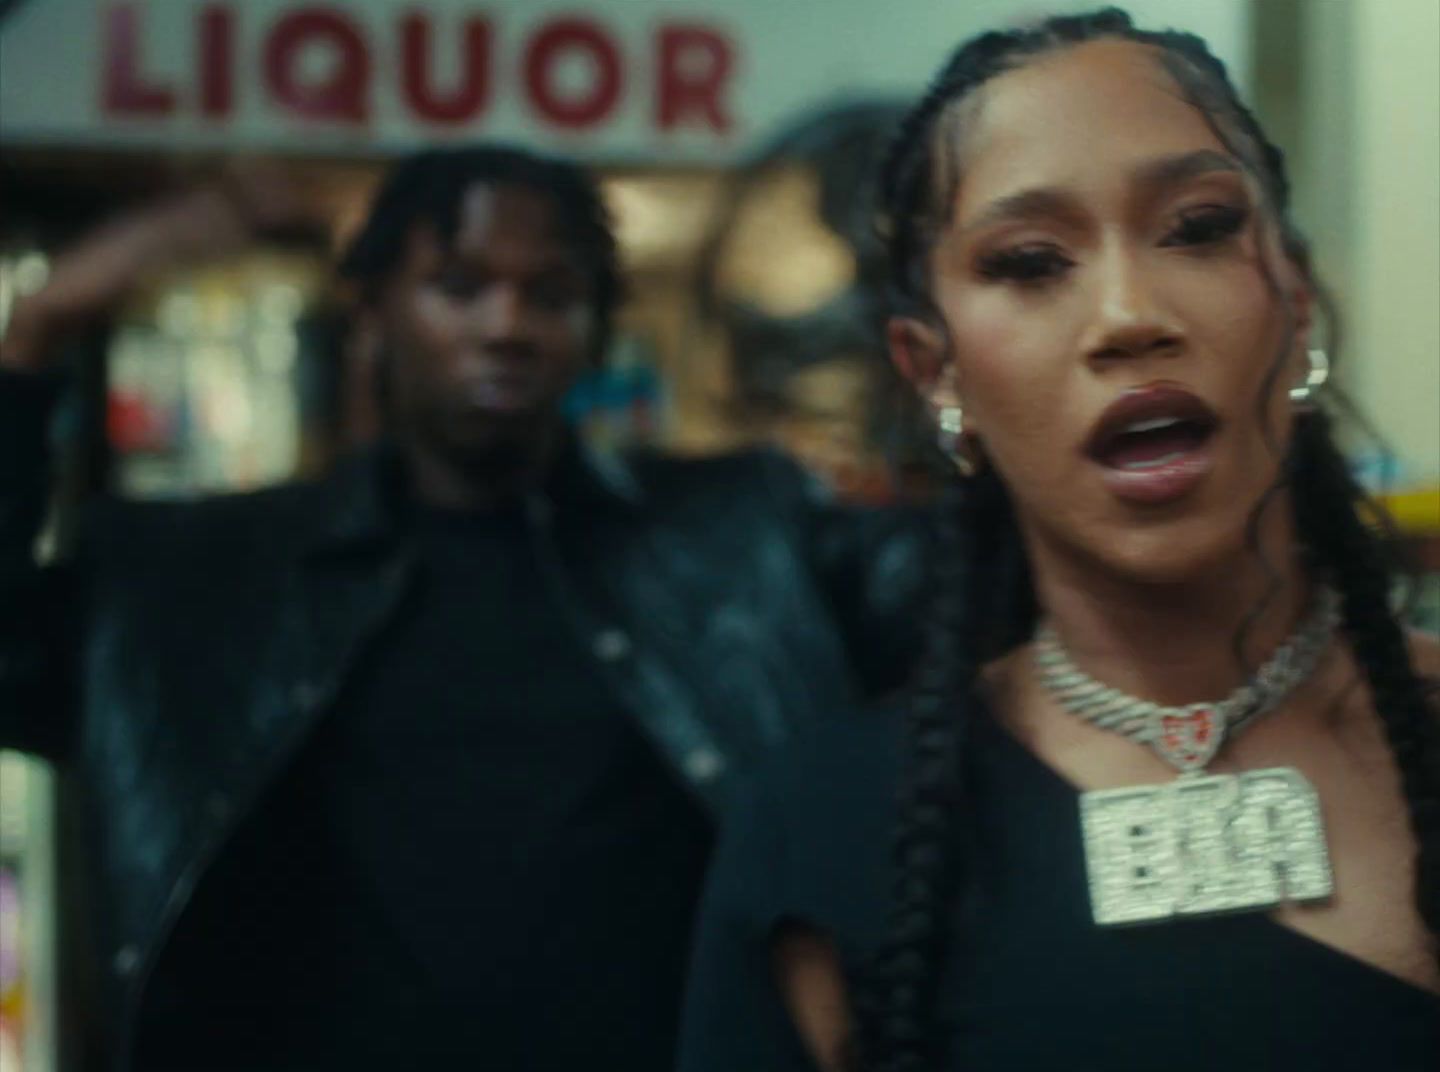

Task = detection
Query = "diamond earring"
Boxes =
[1290,348,1330,406]
[937,404,980,477]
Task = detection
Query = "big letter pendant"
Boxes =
[1079,767,1333,926]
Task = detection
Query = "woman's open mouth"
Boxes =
[1085,384,1219,505]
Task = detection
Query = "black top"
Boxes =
[678,703,1440,1071]
[136,502,713,1070]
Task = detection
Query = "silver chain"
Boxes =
[1034,587,1340,771]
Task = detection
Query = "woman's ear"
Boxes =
[1282,266,1318,399]
[1289,274,1314,351]
[887,315,948,395]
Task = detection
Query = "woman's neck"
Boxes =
[1025,526,1314,709]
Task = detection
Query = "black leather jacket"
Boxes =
[0,368,925,1067]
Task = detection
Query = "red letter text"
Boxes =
[524,18,622,130]
[657,25,734,133]
[102,2,176,116]
[263,8,369,124]
[400,13,493,124]
[199,4,235,118]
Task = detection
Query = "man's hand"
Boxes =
[1,161,322,373]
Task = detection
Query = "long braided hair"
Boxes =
[857,9,1440,1070]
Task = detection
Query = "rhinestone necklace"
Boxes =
[1032,587,1341,926]
[1033,586,1340,772]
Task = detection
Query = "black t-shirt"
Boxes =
[136,503,714,1070]
[678,702,1440,1072]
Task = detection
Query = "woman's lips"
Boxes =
[1098,447,1214,505]
[1085,384,1219,506]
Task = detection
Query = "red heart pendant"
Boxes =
[1155,706,1223,771]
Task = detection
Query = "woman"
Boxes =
[677,9,1439,1071]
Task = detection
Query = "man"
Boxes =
[0,147,923,1069]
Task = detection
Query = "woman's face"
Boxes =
[901,39,1310,584]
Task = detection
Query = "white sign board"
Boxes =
[0,0,1249,162]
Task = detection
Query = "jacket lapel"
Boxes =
[286,449,415,737]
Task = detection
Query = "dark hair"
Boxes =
[338,145,622,364]
[860,9,1440,1071]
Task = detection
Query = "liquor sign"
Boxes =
[94,4,735,135]
[0,0,1249,163]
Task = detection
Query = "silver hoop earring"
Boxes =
[937,404,979,477]
[1290,348,1330,406]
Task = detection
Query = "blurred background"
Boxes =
[0,1,1436,1067]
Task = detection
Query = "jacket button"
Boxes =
[592,629,631,663]
[114,944,140,978]
[684,748,725,783]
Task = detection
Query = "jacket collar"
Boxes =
[302,434,644,555]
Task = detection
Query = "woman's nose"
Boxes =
[1081,246,1185,364]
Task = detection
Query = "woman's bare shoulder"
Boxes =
[774,923,852,1072]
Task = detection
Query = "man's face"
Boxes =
[373,182,596,463]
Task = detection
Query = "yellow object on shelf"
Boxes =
[1378,487,1440,534]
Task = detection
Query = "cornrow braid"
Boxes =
[852,474,973,1072]
[1291,413,1440,941]
[863,7,1440,1069]
[855,464,1032,1072]
[877,8,1136,320]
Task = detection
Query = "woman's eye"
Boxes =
[976,245,1074,284]
[1162,204,1250,248]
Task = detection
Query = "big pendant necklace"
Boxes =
[1033,588,1341,926]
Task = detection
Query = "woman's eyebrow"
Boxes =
[959,150,1244,237]
[961,187,1085,236]
[1133,148,1243,191]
